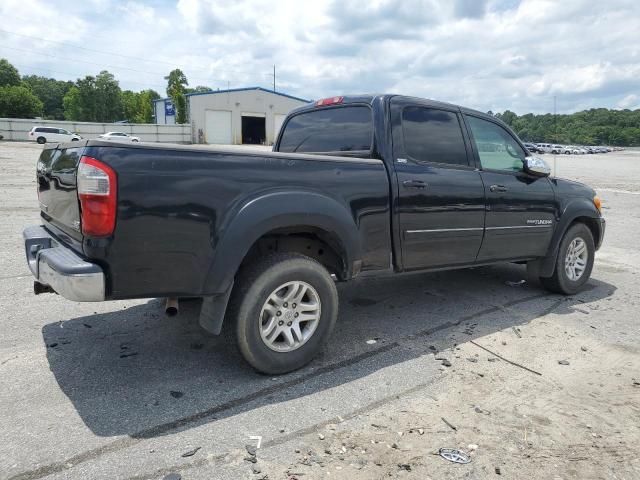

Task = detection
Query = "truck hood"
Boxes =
[551,177,596,199]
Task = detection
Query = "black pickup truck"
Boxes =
[24,94,605,374]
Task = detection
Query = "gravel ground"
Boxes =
[0,142,638,480]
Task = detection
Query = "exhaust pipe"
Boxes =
[165,297,179,317]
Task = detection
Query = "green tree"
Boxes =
[0,58,21,87]
[120,89,160,123]
[121,90,139,122]
[94,71,122,122]
[62,71,122,122]
[495,107,640,147]
[63,76,97,121]
[0,85,43,118]
[164,68,188,124]
[22,75,74,119]
[139,89,160,123]
[62,86,82,120]
[186,85,212,94]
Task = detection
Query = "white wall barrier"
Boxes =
[0,118,192,144]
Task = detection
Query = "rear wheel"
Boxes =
[36,136,46,144]
[228,253,338,374]
[540,223,595,295]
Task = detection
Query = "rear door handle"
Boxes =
[402,180,427,189]
[489,184,508,192]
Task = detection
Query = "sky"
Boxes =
[0,0,639,114]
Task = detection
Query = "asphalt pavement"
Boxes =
[1,142,638,480]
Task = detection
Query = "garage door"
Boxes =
[205,110,232,144]
[274,114,287,138]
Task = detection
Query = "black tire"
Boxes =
[540,223,595,295]
[228,253,338,374]
[36,136,46,144]
[71,138,79,141]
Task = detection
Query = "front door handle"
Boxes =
[403,180,427,189]
[489,184,508,193]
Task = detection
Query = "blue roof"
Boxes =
[185,86,309,103]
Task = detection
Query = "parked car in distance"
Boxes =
[23,93,605,374]
[551,144,563,154]
[523,143,541,154]
[562,146,574,154]
[98,132,140,142]
[536,143,552,153]
[28,127,81,144]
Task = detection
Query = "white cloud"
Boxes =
[0,0,638,113]
[617,94,639,110]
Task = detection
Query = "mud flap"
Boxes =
[198,282,233,335]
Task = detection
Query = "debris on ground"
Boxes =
[512,327,522,338]
[505,280,526,287]
[495,467,502,475]
[436,357,452,367]
[581,346,588,351]
[318,433,325,440]
[438,448,471,464]
[181,447,200,457]
[440,417,457,431]
[170,391,184,398]
[246,445,258,456]
[366,339,377,345]
[558,360,570,365]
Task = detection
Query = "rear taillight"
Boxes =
[77,155,117,237]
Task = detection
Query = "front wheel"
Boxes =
[540,223,595,295]
[36,136,46,144]
[229,253,338,374]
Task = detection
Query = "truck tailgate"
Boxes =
[37,144,84,242]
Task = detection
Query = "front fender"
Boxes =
[201,189,362,294]
[536,197,603,277]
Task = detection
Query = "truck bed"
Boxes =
[36,140,392,299]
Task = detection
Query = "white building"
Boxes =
[186,87,308,145]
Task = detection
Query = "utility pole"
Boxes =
[553,95,557,142]
[553,95,558,177]
[267,65,276,92]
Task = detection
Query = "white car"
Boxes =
[28,126,81,144]
[98,132,140,143]
[562,146,574,154]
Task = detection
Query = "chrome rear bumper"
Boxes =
[23,225,105,302]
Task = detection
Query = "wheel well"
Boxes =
[571,216,600,246]
[240,227,348,280]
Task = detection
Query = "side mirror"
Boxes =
[523,156,551,177]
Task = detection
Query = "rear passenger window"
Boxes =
[279,106,372,154]
[401,107,469,166]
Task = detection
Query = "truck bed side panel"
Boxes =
[82,146,391,299]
